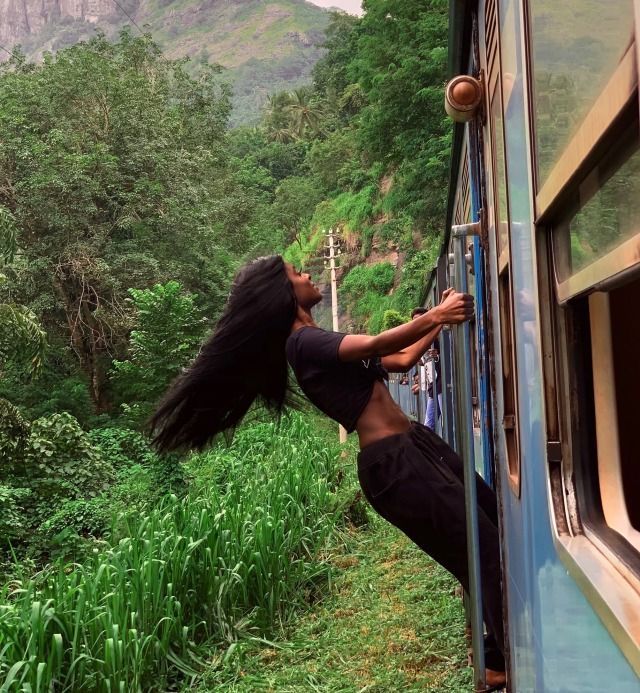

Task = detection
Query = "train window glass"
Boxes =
[499,269,519,490]
[491,80,509,268]
[553,118,640,296]
[529,0,634,185]
[489,73,521,495]
[466,247,481,428]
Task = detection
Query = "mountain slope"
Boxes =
[0,0,330,123]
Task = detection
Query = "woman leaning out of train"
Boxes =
[150,256,506,692]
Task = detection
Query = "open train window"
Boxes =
[551,113,640,561]
[588,283,640,554]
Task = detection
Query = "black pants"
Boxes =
[357,422,504,670]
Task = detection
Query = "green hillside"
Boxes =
[13,0,330,124]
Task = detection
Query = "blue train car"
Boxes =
[394,1,640,690]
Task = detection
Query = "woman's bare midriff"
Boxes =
[355,380,412,449]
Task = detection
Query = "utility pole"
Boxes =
[325,228,348,444]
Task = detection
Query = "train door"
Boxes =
[471,0,523,685]
[450,133,494,485]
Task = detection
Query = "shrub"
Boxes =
[340,261,395,298]
[0,413,355,691]
[34,498,111,561]
[88,427,155,469]
[111,281,207,426]
[381,309,407,331]
[89,426,185,497]
[0,404,115,546]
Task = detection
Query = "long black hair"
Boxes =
[150,255,297,453]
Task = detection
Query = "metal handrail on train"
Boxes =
[451,222,486,690]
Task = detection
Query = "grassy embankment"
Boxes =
[0,414,350,690]
[196,516,471,691]
[0,412,469,691]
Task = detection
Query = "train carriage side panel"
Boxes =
[471,0,640,689]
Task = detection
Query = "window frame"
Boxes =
[531,21,639,302]
[486,62,522,497]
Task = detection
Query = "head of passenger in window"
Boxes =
[411,307,428,319]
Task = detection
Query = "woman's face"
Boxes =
[285,263,322,309]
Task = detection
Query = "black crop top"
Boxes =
[285,326,388,433]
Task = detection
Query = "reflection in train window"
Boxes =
[553,121,640,284]
[492,82,509,266]
[529,0,634,184]
[489,75,520,495]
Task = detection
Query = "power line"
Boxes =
[0,0,145,65]
[106,0,145,36]
[0,43,22,61]
[1,0,152,63]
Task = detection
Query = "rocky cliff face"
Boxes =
[1,0,116,47]
[0,0,329,123]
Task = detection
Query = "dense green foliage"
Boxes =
[252,1,450,330]
[0,31,240,413]
[0,414,361,690]
[0,0,450,563]
[111,281,207,425]
[0,2,452,687]
[339,262,396,332]
[0,33,256,576]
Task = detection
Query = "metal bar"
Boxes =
[452,230,486,690]
[326,228,347,444]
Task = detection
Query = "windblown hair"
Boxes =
[150,255,297,453]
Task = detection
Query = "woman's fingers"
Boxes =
[439,291,475,323]
[440,287,455,302]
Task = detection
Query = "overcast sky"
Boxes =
[308,0,363,16]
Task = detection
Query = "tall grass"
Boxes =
[0,413,347,691]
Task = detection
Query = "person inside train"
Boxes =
[150,256,506,690]
[410,307,442,431]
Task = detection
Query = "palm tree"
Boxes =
[285,87,326,139]
[0,299,47,377]
[264,92,298,143]
[0,208,46,377]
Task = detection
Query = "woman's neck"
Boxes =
[291,307,317,332]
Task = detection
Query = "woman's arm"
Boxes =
[381,324,442,372]
[338,290,473,362]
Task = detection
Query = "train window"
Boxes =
[553,114,640,301]
[556,141,640,281]
[529,0,634,185]
[491,82,509,267]
[589,282,640,553]
[489,74,521,495]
